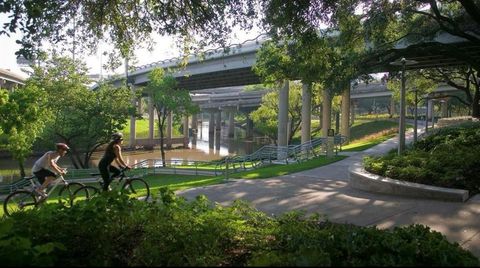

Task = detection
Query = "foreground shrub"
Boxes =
[0,190,477,266]
[364,122,480,194]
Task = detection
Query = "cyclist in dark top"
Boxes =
[98,132,131,191]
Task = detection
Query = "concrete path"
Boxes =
[178,128,480,257]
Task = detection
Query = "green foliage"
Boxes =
[364,122,480,194]
[249,81,305,143]
[145,68,199,166]
[28,56,134,168]
[0,84,50,175]
[387,72,435,107]
[0,192,477,266]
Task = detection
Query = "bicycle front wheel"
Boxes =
[58,182,85,207]
[72,185,100,204]
[122,178,150,201]
[3,190,37,217]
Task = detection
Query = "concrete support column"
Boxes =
[322,89,332,138]
[278,80,289,160]
[427,99,434,120]
[148,95,154,140]
[191,113,198,140]
[192,114,198,132]
[166,112,173,149]
[301,83,312,144]
[246,115,253,140]
[209,112,215,134]
[215,111,222,133]
[341,86,351,142]
[183,115,189,147]
[228,112,235,138]
[129,86,136,148]
[441,100,448,118]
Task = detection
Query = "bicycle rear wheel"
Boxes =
[72,185,100,204]
[3,190,37,217]
[122,178,150,201]
[58,182,85,207]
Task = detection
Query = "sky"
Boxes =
[0,13,263,78]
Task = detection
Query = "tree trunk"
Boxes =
[472,95,480,118]
[83,143,104,169]
[158,111,167,167]
[69,146,85,169]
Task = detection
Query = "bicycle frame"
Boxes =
[28,175,68,198]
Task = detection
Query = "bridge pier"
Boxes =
[246,116,253,140]
[441,99,448,118]
[341,86,351,142]
[148,95,155,141]
[192,113,198,137]
[209,112,215,134]
[427,99,434,120]
[183,115,189,147]
[301,82,312,144]
[129,86,137,148]
[278,80,289,159]
[228,111,235,138]
[215,111,222,134]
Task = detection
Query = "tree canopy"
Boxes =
[145,68,198,166]
[28,56,134,168]
[0,0,258,67]
[0,84,50,176]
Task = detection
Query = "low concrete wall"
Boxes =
[349,162,469,202]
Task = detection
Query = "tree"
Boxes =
[420,67,480,117]
[29,56,134,168]
[0,0,259,66]
[250,82,305,144]
[359,0,480,116]
[0,85,50,177]
[387,72,436,115]
[259,0,480,118]
[145,68,198,167]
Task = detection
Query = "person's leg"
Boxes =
[99,163,111,192]
[39,176,55,192]
[109,166,121,179]
[34,169,56,196]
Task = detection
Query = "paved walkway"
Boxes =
[178,128,480,257]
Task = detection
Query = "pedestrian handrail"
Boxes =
[0,135,348,194]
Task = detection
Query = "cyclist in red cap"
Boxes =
[31,143,70,198]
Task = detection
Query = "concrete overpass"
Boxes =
[107,30,474,155]
[0,68,26,91]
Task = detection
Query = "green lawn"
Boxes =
[341,120,413,152]
[121,119,183,145]
[227,155,347,180]
[1,154,348,217]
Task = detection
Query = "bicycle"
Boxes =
[3,172,87,217]
[72,167,150,202]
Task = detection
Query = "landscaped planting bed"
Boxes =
[364,122,480,195]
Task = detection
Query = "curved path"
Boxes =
[178,128,480,257]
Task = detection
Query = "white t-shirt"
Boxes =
[32,151,60,173]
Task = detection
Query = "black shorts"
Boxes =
[33,169,57,184]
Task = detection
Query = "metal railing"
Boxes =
[0,135,348,194]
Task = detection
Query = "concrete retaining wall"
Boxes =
[349,162,469,202]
